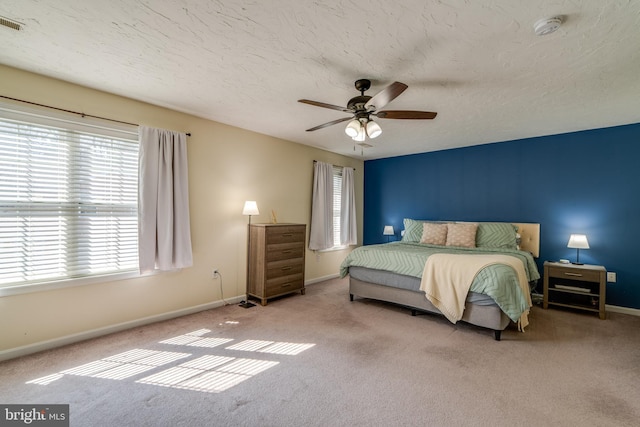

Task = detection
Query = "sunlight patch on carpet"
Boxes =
[136,356,279,393]
[178,370,250,393]
[56,350,192,381]
[26,328,314,394]
[159,335,202,345]
[226,340,275,351]
[258,342,316,355]
[186,337,234,348]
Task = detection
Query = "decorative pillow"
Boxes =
[446,223,478,248]
[475,223,518,250]
[401,218,427,242]
[420,223,448,245]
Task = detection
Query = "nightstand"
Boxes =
[543,261,606,319]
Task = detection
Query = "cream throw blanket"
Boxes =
[420,254,532,331]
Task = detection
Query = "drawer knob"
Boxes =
[564,272,583,277]
[281,266,292,271]
[282,233,293,237]
[282,250,292,254]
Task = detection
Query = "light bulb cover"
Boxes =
[366,120,382,138]
[352,124,366,142]
[345,119,361,137]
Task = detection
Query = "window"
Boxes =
[331,165,344,248]
[309,161,356,251]
[0,103,139,293]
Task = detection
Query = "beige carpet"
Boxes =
[1,276,639,427]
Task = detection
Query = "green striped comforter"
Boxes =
[340,242,540,322]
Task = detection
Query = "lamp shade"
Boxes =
[567,234,589,249]
[345,119,361,138]
[352,124,366,142]
[242,201,259,216]
[383,225,394,236]
[366,120,382,138]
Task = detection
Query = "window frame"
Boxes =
[325,165,348,251]
[0,101,141,296]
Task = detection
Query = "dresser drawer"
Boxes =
[547,266,602,282]
[265,273,304,295]
[266,258,304,279]
[266,225,305,244]
[266,242,304,261]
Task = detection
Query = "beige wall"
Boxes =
[0,65,363,356]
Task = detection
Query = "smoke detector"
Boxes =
[534,16,563,36]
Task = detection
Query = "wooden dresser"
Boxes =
[248,223,306,306]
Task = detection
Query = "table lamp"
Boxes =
[567,234,589,265]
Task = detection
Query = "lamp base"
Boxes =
[239,300,256,308]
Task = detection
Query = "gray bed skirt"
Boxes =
[348,276,512,340]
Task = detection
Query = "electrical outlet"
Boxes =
[212,268,220,279]
[607,272,616,283]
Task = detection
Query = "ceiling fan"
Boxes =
[298,79,437,142]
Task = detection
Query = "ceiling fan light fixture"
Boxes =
[366,120,382,139]
[352,125,366,142]
[345,119,361,137]
[300,79,438,140]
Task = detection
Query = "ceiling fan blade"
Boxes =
[375,110,437,120]
[305,116,353,132]
[364,81,408,110]
[298,99,351,113]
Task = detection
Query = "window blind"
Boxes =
[0,103,139,288]
[332,166,342,247]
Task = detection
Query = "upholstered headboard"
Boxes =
[511,222,540,258]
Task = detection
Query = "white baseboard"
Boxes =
[0,295,244,362]
[305,273,340,285]
[606,304,640,317]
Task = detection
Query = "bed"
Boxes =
[340,220,541,340]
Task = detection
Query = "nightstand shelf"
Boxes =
[543,261,606,319]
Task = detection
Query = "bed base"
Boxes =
[349,277,510,341]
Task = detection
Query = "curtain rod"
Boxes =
[0,95,191,136]
[313,160,356,170]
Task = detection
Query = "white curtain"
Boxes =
[138,126,193,273]
[308,161,334,250]
[340,166,357,246]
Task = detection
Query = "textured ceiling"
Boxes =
[2,1,639,160]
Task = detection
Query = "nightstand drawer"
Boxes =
[547,266,601,282]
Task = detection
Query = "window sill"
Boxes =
[0,270,146,297]
[316,245,353,253]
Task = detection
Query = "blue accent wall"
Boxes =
[364,122,640,309]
